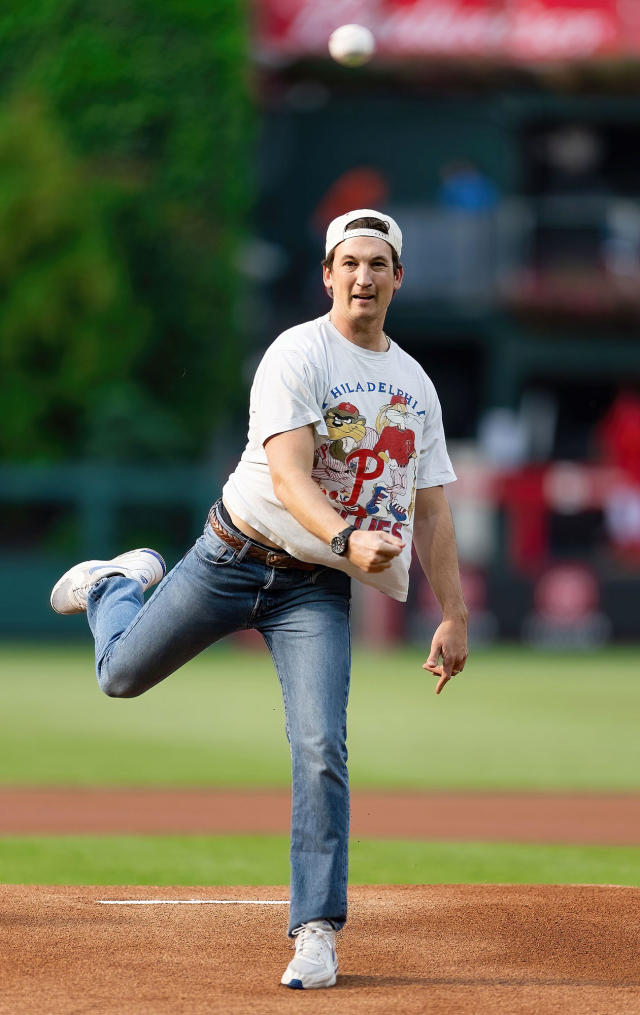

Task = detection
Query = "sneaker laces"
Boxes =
[292,922,334,962]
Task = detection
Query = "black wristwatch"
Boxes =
[331,525,356,556]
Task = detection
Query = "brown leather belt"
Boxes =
[208,509,316,571]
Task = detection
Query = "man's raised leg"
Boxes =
[51,525,253,698]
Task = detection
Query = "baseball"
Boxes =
[328,24,376,67]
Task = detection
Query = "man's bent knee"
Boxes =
[97,659,147,698]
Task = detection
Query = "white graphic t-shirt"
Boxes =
[223,314,456,601]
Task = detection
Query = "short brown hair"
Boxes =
[322,216,401,272]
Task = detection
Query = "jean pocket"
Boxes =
[194,529,237,567]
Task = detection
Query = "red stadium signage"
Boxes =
[508,0,619,61]
[256,0,636,63]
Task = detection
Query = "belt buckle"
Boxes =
[266,550,284,567]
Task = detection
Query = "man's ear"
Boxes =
[322,264,334,299]
[322,265,334,300]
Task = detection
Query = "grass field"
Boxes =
[2,641,639,886]
[2,642,639,790]
[1,835,639,886]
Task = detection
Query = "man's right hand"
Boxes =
[346,530,405,573]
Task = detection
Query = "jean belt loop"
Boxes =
[235,539,251,563]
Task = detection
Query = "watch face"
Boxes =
[331,535,347,555]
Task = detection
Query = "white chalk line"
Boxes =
[99,899,289,906]
[98,885,637,907]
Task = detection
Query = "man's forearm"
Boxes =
[265,427,349,545]
[413,503,468,620]
[274,468,350,544]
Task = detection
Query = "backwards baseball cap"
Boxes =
[325,208,402,259]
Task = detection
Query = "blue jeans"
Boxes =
[86,509,352,935]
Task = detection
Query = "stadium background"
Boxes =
[2,0,640,647]
[1,0,639,906]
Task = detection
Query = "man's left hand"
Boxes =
[422,618,468,695]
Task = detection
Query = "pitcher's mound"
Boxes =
[2,883,639,1014]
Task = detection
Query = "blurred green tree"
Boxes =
[0,0,251,460]
[0,95,147,461]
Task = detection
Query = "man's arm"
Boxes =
[412,486,469,694]
[265,425,404,574]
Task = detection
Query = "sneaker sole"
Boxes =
[282,973,337,990]
[281,964,338,990]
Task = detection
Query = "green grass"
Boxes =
[1,642,640,790]
[0,834,638,886]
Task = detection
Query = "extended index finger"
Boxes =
[435,671,451,694]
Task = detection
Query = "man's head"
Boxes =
[322,210,403,325]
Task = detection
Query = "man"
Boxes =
[50,208,469,990]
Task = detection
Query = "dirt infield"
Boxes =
[2,787,640,843]
[3,791,640,1012]
[3,883,640,1014]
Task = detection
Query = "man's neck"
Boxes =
[328,310,389,352]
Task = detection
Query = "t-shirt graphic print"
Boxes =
[312,394,421,538]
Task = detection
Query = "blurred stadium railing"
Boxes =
[0,464,217,637]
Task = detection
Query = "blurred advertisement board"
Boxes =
[257,0,636,63]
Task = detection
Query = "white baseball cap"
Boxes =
[325,208,402,259]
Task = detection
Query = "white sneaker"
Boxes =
[280,920,338,990]
[50,548,166,615]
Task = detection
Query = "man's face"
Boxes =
[323,236,403,324]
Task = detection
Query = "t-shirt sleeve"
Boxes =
[250,343,328,447]
[416,380,457,488]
